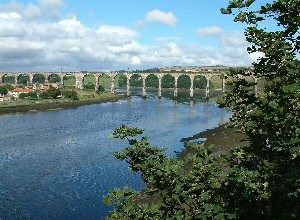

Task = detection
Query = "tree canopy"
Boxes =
[103,1,299,219]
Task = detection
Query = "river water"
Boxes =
[0,90,231,219]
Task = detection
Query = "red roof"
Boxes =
[12,88,33,93]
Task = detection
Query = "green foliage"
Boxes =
[194,75,207,89]
[0,86,8,95]
[18,93,28,99]
[177,75,191,89]
[62,90,78,101]
[32,74,45,84]
[39,91,50,99]
[84,82,95,90]
[146,74,159,88]
[49,74,61,83]
[19,92,38,99]
[130,74,143,87]
[28,92,37,98]
[2,76,15,84]
[2,84,14,91]
[217,0,300,218]
[17,75,30,85]
[99,74,112,88]
[104,1,299,219]
[162,75,175,88]
[104,126,236,219]
[117,74,127,87]
[40,87,61,99]
[97,85,105,93]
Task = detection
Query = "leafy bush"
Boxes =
[0,86,8,95]
[62,90,78,101]
[2,84,14,91]
[84,83,95,90]
[19,92,38,99]
[97,85,105,93]
[47,87,61,99]
[39,91,50,99]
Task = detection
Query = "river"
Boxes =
[0,90,231,219]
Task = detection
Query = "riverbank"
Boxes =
[0,93,126,115]
[178,123,249,159]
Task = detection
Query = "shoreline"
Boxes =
[0,95,127,115]
[178,123,249,159]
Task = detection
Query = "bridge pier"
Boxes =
[222,77,226,93]
[111,77,115,94]
[95,80,99,91]
[205,75,211,100]
[126,76,130,96]
[61,75,65,88]
[190,75,194,99]
[174,76,178,98]
[44,75,49,84]
[158,77,162,98]
[29,74,34,85]
[75,75,84,89]
[142,76,146,98]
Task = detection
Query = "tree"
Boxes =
[32,74,45,84]
[0,86,8,96]
[117,75,127,87]
[2,84,14,91]
[62,90,78,101]
[97,85,105,93]
[17,75,30,85]
[145,75,159,88]
[104,1,299,219]
[49,74,61,83]
[217,0,300,218]
[39,91,50,99]
[47,87,61,99]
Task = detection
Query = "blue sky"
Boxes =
[0,0,265,71]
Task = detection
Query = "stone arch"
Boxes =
[32,74,46,84]
[115,73,127,88]
[48,74,61,83]
[2,74,16,84]
[63,74,76,88]
[146,74,159,88]
[210,75,222,92]
[161,74,175,88]
[177,74,191,89]
[83,73,96,89]
[17,74,30,85]
[98,73,112,89]
[193,75,207,89]
[129,74,143,87]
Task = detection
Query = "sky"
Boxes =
[0,0,265,72]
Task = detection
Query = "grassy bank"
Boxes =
[0,91,124,115]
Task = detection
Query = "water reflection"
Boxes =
[0,90,231,220]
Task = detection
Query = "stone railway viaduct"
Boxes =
[0,71,258,98]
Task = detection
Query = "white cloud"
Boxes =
[145,9,177,27]
[131,56,141,65]
[195,26,224,38]
[23,3,42,21]
[136,9,177,28]
[0,12,25,37]
[38,0,64,8]
[155,36,181,42]
[0,0,64,21]
[0,8,258,71]
[96,25,139,38]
